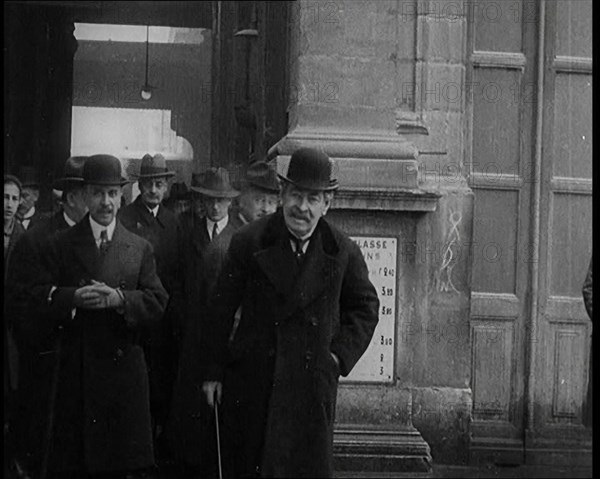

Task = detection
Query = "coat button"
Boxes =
[119,281,126,289]
[309,316,318,326]
[116,348,124,358]
[274,321,279,327]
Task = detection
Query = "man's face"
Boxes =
[202,195,232,222]
[65,187,89,223]
[139,177,168,209]
[281,183,331,238]
[18,186,40,215]
[84,184,122,226]
[239,187,279,222]
[4,182,21,222]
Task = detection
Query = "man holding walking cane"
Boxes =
[200,148,379,478]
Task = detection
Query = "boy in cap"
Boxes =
[15,154,168,478]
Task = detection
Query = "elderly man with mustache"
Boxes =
[199,148,380,478]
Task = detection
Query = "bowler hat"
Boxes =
[278,147,338,191]
[136,153,175,179]
[190,167,240,198]
[17,166,41,188]
[240,161,280,193]
[52,156,87,190]
[83,154,129,186]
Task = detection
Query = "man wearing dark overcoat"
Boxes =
[167,167,240,477]
[18,154,168,478]
[118,153,184,461]
[201,148,380,478]
[6,156,88,476]
[16,166,47,230]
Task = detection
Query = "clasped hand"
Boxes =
[73,280,123,310]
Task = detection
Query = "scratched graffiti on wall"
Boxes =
[436,210,462,293]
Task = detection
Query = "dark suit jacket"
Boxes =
[118,197,185,423]
[5,211,75,472]
[200,211,380,478]
[22,216,168,474]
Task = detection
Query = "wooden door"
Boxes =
[466,0,538,464]
[529,0,592,464]
[467,0,592,465]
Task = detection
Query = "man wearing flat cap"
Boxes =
[15,154,168,478]
[168,166,241,476]
[199,147,380,478]
[118,153,184,465]
[6,156,89,476]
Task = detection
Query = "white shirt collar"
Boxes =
[89,215,116,243]
[22,206,36,220]
[63,211,77,227]
[206,216,229,240]
[287,224,318,254]
[146,204,159,218]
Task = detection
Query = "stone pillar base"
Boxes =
[334,424,432,473]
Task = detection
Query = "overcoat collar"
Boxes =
[132,195,166,228]
[254,210,341,319]
[71,213,134,278]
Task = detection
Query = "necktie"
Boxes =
[211,222,219,242]
[99,229,110,253]
[291,235,306,264]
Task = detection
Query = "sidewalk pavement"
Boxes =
[335,464,592,478]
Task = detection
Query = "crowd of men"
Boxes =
[3,148,380,479]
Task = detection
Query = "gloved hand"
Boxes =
[86,280,125,310]
[202,381,222,408]
[73,285,105,309]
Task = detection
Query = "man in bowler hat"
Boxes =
[118,153,185,466]
[6,156,89,476]
[15,154,168,478]
[200,147,380,478]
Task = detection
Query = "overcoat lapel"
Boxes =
[71,218,101,277]
[255,215,341,320]
[191,217,210,254]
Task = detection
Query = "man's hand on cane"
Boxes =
[203,381,222,408]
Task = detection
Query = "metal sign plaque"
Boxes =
[341,236,397,383]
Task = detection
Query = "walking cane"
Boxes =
[40,329,63,479]
[214,390,223,479]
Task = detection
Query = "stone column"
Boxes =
[270,0,473,470]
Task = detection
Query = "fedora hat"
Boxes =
[136,153,175,179]
[239,161,280,193]
[17,166,41,188]
[52,156,87,190]
[83,154,129,186]
[278,147,338,191]
[190,167,240,198]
